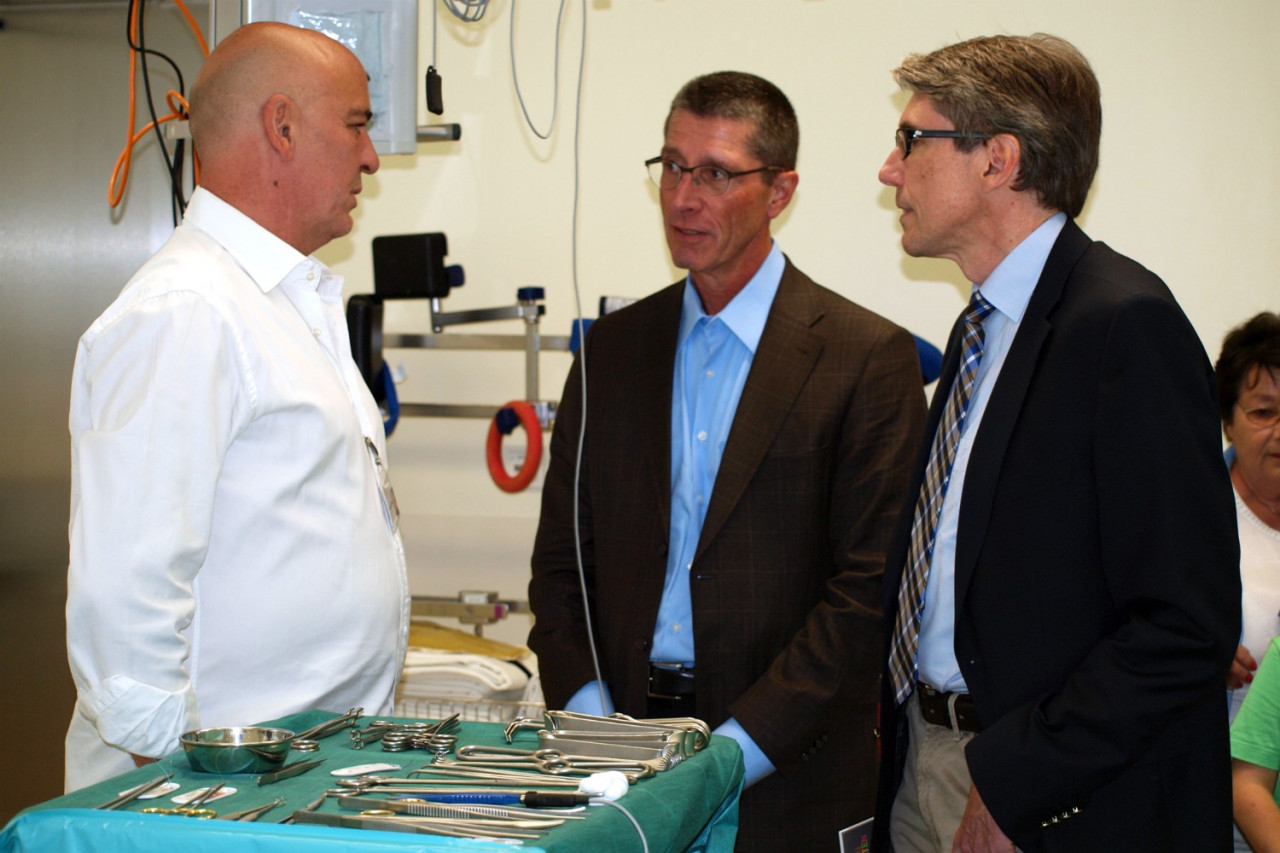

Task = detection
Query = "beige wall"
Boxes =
[325,1,1279,645]
[3,1,1277,652]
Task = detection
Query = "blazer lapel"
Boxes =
[953,221,1093,607]
[694,261,824,561]
[634,284,682,540]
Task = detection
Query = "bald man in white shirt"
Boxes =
[65,22,408,789]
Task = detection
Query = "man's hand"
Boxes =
[952,785,1015,853]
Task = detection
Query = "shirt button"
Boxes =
[312,328,322,337]
[705,369,715,378]
[672,622,682,633]
[697,430,708,442]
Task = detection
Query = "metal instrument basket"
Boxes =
[394,695,546,724]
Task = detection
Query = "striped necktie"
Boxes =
[887,290,995,706]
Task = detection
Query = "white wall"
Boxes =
[316,1,1279,647]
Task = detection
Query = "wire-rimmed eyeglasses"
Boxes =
[1238,402,1280,430]
[895,126,992,159]
[645,156,780,196]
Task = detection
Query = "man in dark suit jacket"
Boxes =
[872,35,1241,852]
[529,72,925,851]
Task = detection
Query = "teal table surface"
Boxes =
[0,710,743,853]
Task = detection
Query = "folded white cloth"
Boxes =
[398,649,530,702]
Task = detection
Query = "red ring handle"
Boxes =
[486,401,543,493]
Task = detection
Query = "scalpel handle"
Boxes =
[416,791,590,807]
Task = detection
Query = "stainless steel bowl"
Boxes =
[179,726,296,774]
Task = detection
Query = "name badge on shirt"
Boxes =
[364,437,401,535]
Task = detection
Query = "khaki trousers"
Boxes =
[889,692,978,852]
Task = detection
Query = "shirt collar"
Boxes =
[677,240,784,354]
[183,187,328,295]
[975,212,1067,324]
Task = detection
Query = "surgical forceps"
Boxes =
[335,770,585,795]
[292,809,540,841]
[141,782,225,818]
[94,771,172,810]
[279,790,327,824]
[216,797,286,821]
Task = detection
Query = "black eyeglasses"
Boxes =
[645,156,780,196]
[895,127,992,159]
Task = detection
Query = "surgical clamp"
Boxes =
[453,745,668,776]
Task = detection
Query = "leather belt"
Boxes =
[647,663,695,700]
[917,683,982,733]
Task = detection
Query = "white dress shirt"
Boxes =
[1228,473,1280,721]
[65,187,409,790]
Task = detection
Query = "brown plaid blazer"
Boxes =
[530,259,925,851]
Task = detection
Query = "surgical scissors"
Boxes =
[291,707,363,750]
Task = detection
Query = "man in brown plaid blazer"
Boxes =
[528,71,925,851]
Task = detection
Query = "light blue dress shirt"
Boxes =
[565,241,785,786]
[652,242,784,663]
[916,213,1067,692]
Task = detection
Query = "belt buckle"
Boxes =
[918,683,979,734]
[648,662,693,700]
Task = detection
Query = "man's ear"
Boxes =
[981,134,1020,189]
[767,170,799,219]
[263,94,295,159]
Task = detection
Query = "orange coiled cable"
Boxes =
[109,0,208,208]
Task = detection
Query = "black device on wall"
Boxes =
[349,232,465,400]
[371,232,456,300]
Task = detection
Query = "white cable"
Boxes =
[510,0,569,140]
[590,799,651,853]
[509,0,602,713]
[562,0,609,714]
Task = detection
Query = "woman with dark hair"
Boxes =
[1217,311,1280,852]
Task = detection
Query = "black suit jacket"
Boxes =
[530,259,925,851]
[874,221,1240,851]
